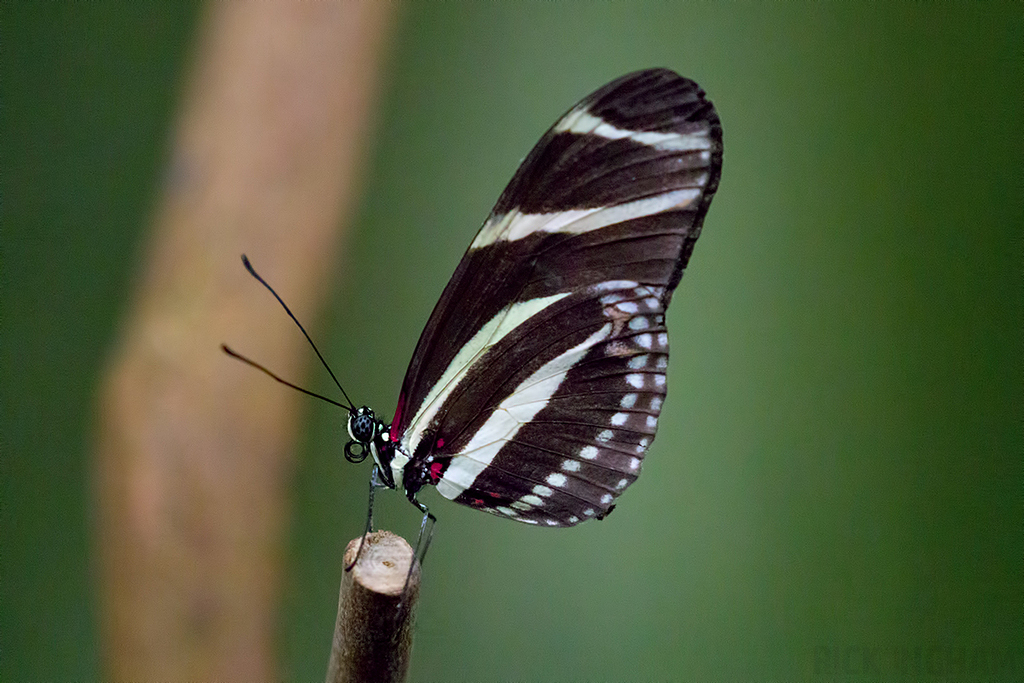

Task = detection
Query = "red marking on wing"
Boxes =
[390,393,405,442]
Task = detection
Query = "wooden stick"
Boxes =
[326,531,419,683]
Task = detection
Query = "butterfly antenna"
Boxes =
[240,254,356,410]
[221,345,349,409]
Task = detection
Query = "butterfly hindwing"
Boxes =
[443,281,672,526]
[390,69,722,525]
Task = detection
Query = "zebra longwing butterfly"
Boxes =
[231,68,722,557]
[349,69,722,531]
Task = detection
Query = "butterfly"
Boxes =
[229,68,722,565]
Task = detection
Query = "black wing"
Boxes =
[390,69,722,526]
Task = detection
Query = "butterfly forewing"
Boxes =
[391,69,722,525]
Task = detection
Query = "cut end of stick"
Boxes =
[343,530,420,596]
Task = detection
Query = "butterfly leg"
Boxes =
[345,464,389,572]
[396,494,436,608]
[410,497,436,568]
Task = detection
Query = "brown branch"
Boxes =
[93,3,395,680]
[326,532,420,683]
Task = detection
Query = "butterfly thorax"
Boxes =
[391,426,452,499]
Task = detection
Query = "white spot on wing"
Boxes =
[626,374,644,389]
[562,459,581,472]
[627,355,648,370]
[629,317,649,330]
[636,334,653,349]
[600,493,613,504]
[620,393,638,408]
[594,280,640,292]
[580,445,599,459]
[532,484,553,497]
[546,472,568,487]
[597,430,613,443]
[616,301,638,314]
[611,413,628,426]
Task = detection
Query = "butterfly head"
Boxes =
[344,406,397,488]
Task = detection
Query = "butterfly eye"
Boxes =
[347,406,377,444]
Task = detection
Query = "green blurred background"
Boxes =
[3,3,1021,681]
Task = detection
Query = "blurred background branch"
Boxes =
[93,4,393,679]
